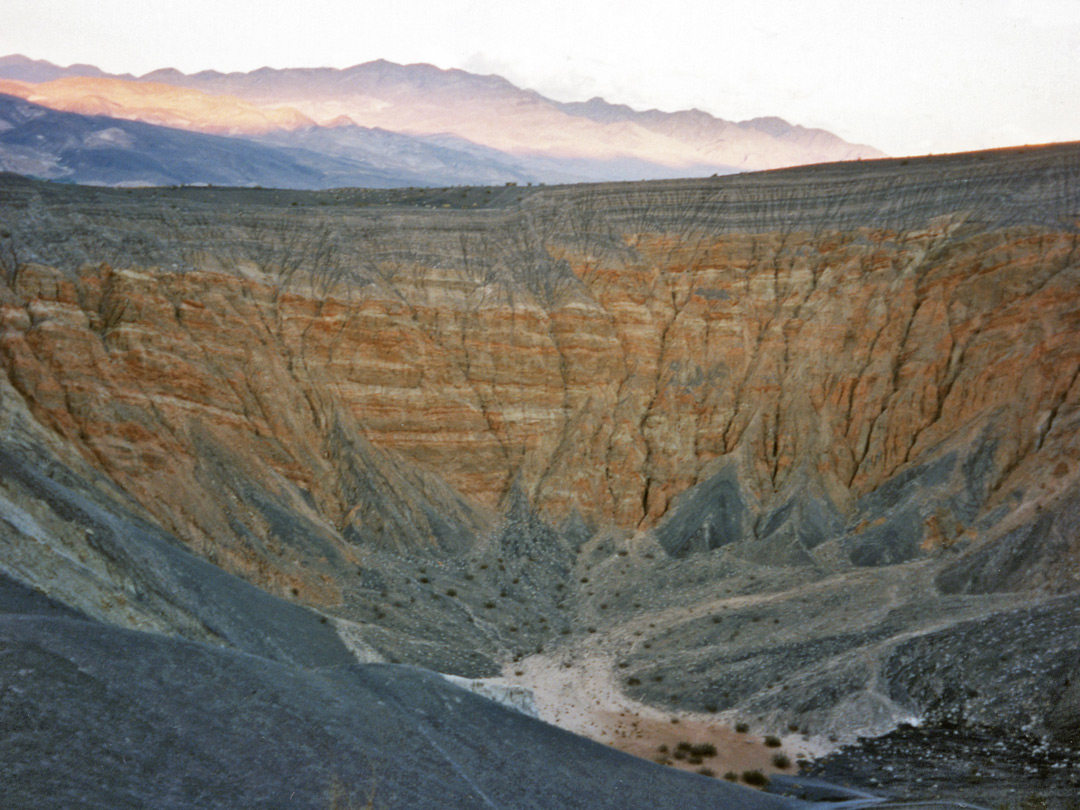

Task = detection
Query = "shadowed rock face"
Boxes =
[1,144,1079,805]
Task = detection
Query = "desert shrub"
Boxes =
[445,588,457,597]
[764,735,782,747]
[771,753,791,769]
[735,722,749,733]
[690,742,716,758]
[742,770,770,787]
[723,771,738,781]
[696,767,716,777]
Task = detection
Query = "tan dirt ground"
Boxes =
[503,653,827,782]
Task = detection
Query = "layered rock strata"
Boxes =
[3,147,1079,572]
[1,145,1079,752]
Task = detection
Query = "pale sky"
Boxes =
[3,0,1078,156]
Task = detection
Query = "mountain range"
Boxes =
[0,54,883,188]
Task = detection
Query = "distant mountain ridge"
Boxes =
[0,94,556,188]
[0,54,884,187]
[0,76,316,136]
[0,53,134,83]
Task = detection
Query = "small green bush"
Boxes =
[735,722,749,733]
[771,753,791,769]
[764,735,782,747]
[723,771,738,781]
[690,742,717,758]
[742,770,770,787]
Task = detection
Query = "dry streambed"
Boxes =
[503,654,825,786]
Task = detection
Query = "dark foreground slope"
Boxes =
[1,572,863,810]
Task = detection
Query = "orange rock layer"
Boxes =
[3,220,1078,567]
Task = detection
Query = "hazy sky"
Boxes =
[4,0,1078,156]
